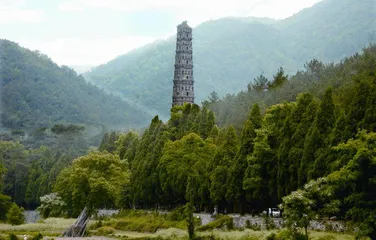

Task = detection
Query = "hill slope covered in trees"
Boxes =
[83,0,376,119]
[0,40,149,134]
[89,45,376,238]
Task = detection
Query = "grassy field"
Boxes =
[103,228,356,239]
[0,218,75,239]
[0,214,360,240]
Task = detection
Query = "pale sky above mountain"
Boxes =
[0,0,323,66]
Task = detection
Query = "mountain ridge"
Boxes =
[0,39,150,133]
[83,0,376,119]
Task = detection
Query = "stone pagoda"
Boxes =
[172,21,194,106]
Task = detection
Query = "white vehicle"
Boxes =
[268,208,281,217]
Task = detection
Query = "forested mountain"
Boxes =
[0,40,149,134]
[83,0,376,119]
[1,44,375,238]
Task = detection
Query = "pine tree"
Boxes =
[268,67,288,90]
[6,203,25,225]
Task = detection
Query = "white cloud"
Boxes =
[0,0,44,24]
[0,7,44,24]
[16,36,158,66]
[9,0,323,66]
[58,0,323,27]
[59,0,264,16]
[248,0,322,19]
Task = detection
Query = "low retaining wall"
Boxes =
[194,213,346,232]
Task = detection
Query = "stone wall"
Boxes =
[194,213,346,232]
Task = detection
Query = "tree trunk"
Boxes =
[63,207,90,237]
[305,225,308,240]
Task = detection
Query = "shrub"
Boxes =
[8,234,18,240]
[36,193,66,218]
[88,220,103,230]
[193,236,215,240]
[263,215,276,230]
[316,235,336,240]
[196,215,233,231]
[32,233,43,240]
[244,220,261,231]
[275,229,291,240]
[266,232,277,240]
[167,206,186,221]
[6,204,25,225]
[96,226,115,236]
[275,229,306,240]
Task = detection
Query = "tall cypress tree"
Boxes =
[346,80,370,138]
[243,129,276,211]
[362,82,376,132]
[311,88,336,179]
[226,104,260,213]
[300,124,321,185]
[210,126,239,211]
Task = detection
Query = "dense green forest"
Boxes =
[205,44,376,129]
[95,45,376,238]
[1,45,374,236]
[0,39,149,137]
[84,0,376,119]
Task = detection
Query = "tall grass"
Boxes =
[91,209,187,233]
[0,218,75,233]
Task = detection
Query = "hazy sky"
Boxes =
[0,0,323,66]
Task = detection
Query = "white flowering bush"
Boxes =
[36,192,66,218]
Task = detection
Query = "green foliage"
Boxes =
[96,226,115,236]
[36,193,66,218]
[8,233,18,240]
[0,194,11,221]
[98,131,119,153]
[266,232,277,240]
[6,203,25,225]
[0,140,75,208]
[96,210,186,233]
[50,124,85,135]
[54,151,130,217]
[249,74,269,92]
[196,215,234,232]
[243,128,276,211]
[158,133,216,206]
[31,233,43,240]
[263,215,276,230]
[184,202,196,239]
[268,67,288,90]
[281,188,320,239]
[0,40,149,133]
[209,45,376,130]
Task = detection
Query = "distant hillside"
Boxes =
[83,0,376,119]
[69,65,94,74]
[278,0,376,63]
[0,40,150,132]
